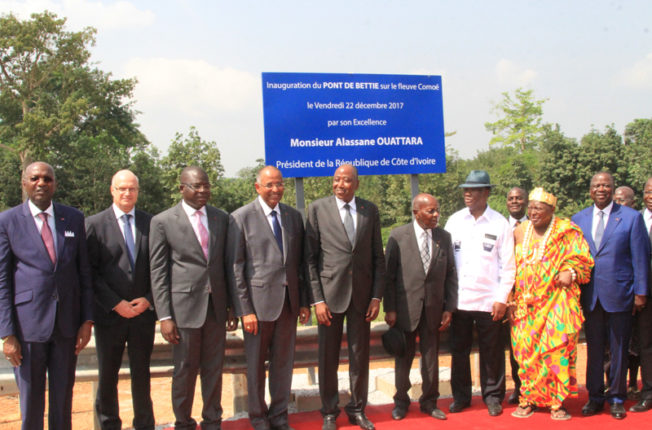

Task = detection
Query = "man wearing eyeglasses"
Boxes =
[227,166,310,430]
[85,169,156,430]
[150,166,237,430]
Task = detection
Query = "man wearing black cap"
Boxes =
[444,170,515,416]
[384,193,458,421]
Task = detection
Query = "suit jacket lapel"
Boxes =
[597,204,621,254]
[175,203,205,261]
[108,209,131,267]
[352,197,366,250]
[53,203,67,270]
[21,201,54,269]
[134,211,145,259]
[429,228,442,270]
[206,206,222,261]
[254,199,284,259]
[279,203,291,264]
[329,196,352,250]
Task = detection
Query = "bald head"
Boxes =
[332,164,359,203]
[614,186,635,208]
[180,166,210,209]
[506,187,528,219]
[412,193,440,230]
[22,162,57,211]
[111,169,139,212]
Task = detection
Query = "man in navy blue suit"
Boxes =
[0,162,94,430]
[572,171,650,420]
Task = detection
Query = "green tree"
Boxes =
[485,88,547,152]
[622,118,652,193]
[159,126,226,207]
[0,11,149,213]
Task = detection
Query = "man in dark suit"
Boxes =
[305,164,385,430]
[85,169,156,430]
[384,193,457,421]
[572,171,650,419]
[0,161,94,430]
[150,166,237,430]
[630,176,652,412]
[228,166,310,430]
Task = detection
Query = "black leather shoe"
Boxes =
[610,403,626,419]
[420,406,446,420]
[348,413,374,430]
[581,400,604,416]
[487,402,503,416]
[322,415,337,430]
[391,406,407,420]
[508,392,520,404]
[448,401,470,413]
[630,399,652,412]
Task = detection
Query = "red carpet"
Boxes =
[165,390,651,429]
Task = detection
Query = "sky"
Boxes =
[2,0,652,176]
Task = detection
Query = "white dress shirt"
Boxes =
[444,205,515,312]
[591,201,614,240]
[28,200,58,251]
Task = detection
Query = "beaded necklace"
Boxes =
[522,216,556,264]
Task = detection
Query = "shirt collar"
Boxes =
[593,200,614,217]
[112,203,136,220]
[463,205,490,221]
[335,196,356,211]
[413,219,431,238]
[257,195,279,216]
[28,200,54,218]
[181,200,206,218]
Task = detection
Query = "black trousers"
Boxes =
[449,310,505,405]
[636,299,652,400]
[94,318,155,430]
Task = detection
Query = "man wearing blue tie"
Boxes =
[572,171,651,419]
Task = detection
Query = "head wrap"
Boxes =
[529,187,557,209]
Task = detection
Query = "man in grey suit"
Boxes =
[86,169,155,430]
[228,166,310,430]
[149,166,237,430]
[384,193,458,421]
[305,164,385,430]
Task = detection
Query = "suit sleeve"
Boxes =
[149,215,172,320]
[305,203,325,305]
[85,219,123,312]
[383,233,399,313]
[631,213,651,296]
[0,214,15,338]
[76,215,94,324]
[443,234,459,313]
[370,204,386,300]
[226,213,254,317]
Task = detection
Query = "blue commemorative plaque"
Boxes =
[262,72,445,177]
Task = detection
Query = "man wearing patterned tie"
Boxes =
[306,164,385,430]
[150,166,237,430]
[572,171,650,419]
[227,166,310,430]
[85,170,156,430]
[384,193,458,421]
[0,161,94,430]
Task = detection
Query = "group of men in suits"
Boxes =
[2,161,651,430]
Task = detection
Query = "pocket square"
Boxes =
[65,230,75,237]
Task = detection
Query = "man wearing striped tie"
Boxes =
[384,193,458,421]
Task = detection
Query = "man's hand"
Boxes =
[634,295,647,315]
[226,308,238,331]
[299,307,311,325]
[114,300,138,318]
[365,299,380,322]
[161,319,180,344]
[129,297,151,315]
[439,311,452,332]
[315,302,332,326]
[491,302,507,321]
[555,270,573,288]
[75,321,93,355]
[3,335,22,367]
[384,311,397,327]
[242,313,258,335]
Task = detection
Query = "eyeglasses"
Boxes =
[182,182,211,191]
[261,182,284,189]
[115,187,138,194]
